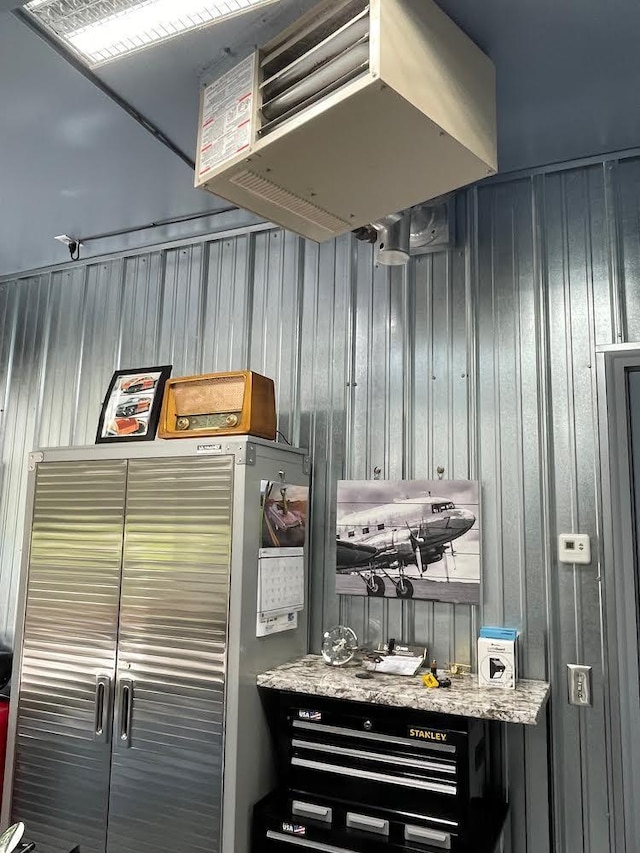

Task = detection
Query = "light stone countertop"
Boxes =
[257,654,550,726]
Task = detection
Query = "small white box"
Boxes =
[558,533,591,564]
[478,635,518,689]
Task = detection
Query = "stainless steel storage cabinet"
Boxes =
[1,438,310,853]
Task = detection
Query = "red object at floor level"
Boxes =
[0,699,9,801]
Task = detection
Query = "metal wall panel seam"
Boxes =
[195,241,212,375]
[165,248,181,369]
[402,257,417,645]
[272,233,286,420]
[424,256,434,482]
[151,249,171,363]
[344,234,359,479]
[68,266,90,447]
[491,188,506,624]
[386,264,407,642]
[402,261,415,481]
[189,244,207,372]
[385,267,398,477]
[30,274,54,452]
[0,284,22,638]
[364,247,375,479]
[0,282,19,444]
[241,232,257,371]
[279,232,304,438]
[290,236,305,446]
[560,172,587,853]
[531,172,557,853]
[211,240,227,369]
[465,189,480,672]
[579,168,614,853]
[445,251,455,477]
[582,213,617,853]
[112,259,127,368]
[511,200,528,640]
[602,161,627,343]
[445,248,456,661]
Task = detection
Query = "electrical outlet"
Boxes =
[567,664,592,707]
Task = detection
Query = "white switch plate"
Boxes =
[558,533,591,564]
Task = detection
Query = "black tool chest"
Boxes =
[254,692,507,852]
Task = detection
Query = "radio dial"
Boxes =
[176,417,191,431]
[226,415,239,427]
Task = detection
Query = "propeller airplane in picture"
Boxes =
[336,493,476,600]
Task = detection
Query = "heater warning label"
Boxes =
[198,53,255,176]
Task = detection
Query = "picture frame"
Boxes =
[96,365,172,444]
[335,479,480,605]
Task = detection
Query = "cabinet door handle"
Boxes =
[118,678,134,748]
[94,675,112,743]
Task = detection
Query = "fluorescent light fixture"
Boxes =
[25,0,282,66]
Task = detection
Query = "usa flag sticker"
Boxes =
[298,709,322,721]
[282,822,306,836]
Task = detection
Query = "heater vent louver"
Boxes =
[259,0,370,135]
[230,170,351,232]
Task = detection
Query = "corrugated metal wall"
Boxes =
[3,156,640,851]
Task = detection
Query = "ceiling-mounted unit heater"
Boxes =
[195,0,496,243]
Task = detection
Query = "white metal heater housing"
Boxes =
[195,0,497,243]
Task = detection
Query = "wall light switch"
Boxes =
[558,533,591,564]
[567,664,592,707]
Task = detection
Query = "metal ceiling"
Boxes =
[2,0,640,275]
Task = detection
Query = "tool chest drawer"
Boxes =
[272,693,486,823]
[253,790,507,853]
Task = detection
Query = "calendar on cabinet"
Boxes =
[257,547,305,627]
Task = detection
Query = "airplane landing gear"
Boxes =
[365,574,385,596]
[395,577,414,599]
[384,562,414,599]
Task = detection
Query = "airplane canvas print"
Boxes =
[336,480,480,604]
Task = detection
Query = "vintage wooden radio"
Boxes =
[158,371,276,440]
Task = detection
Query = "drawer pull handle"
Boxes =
[266,830,358,852]
[292,720,456,753]
[291,738,455,774]
[291,757,457,796]
[404,825,452,849]
[346,812,389,836]
[292,801,332,823]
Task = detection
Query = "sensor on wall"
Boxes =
[558,533,591,565]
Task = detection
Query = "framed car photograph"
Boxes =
[96,365,172,443]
